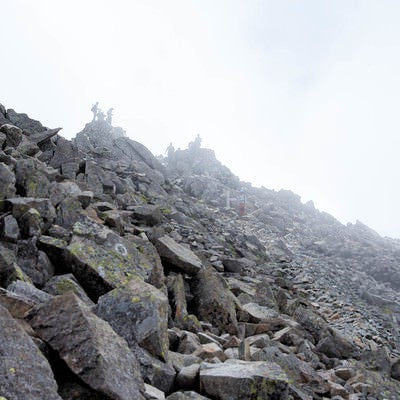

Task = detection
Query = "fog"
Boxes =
[2,0,400,237]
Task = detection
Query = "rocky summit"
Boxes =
[0,104,400,400]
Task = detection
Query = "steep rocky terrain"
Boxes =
[1,104,400,399]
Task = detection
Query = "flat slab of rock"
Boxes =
[0,304,62,400]
[27,291,145,400]
[200,359,289,399]
[155,235,202,274]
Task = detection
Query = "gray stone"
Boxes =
[27,291,146,400]
[155,235,202,274]
[0,213,20,242]
[199,359,289,400]
[0,123,23,147]
[176,363,200,388]
[0,304,62,400]
[43,274,94,306]
[6,197,56,231]
[95,279,169,360]
[131,204,164,226]
[17,239,54,287]
[7,280,53,304]
[65,218,159,300]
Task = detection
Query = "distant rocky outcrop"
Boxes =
[1,103,400,399]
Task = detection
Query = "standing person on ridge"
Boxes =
[91,102,99,121]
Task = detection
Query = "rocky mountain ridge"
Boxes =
[0,104,400,399]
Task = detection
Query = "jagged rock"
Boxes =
[43,274,94,306]
[17,239,54,286]
[55,196,84,228]
[199,359,289,399]
[0,162,16,200]
[0,304,62,400]
[16,135,41,156]
[145,383,166,400]
[176,363,201,389]
[6,108,47,133]
[155,235,202,274]
[0,123,23,147]
[190,265,238,334]
[15,158,51,197]
[29,127,62,146]
[19,207,43,237]
[251,345,329,393]
[131,204,164,226]
[27,291,146,400]
[316,331,357,360]
[0,286,35,318]
[168,350,202,372]
[95,279,169,360]
[64,218,159,300]
[5,197,56,231]
[0,213,20,242]
[7,280,53,304]
[240,303,285,330]
[177,331,202,355]
[222,257,247,273]
[192,342,227,362]
[0,242,32,288]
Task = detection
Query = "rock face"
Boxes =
[1,104,400,399]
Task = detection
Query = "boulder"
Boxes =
[199,359,289,399]
[7,280,53,305]
[17,239,54,287]
[6,197,56,231]
[0,242,32,288]
[6,108,47,133]
[27,291,146,400]
[0,123,23,147]
[95,279,169,360]
[131,204,164,226]
[15,158,51,197]
[190,265,238,335]
[155,235,202,275]
[65,218,159,300]
[43,274,94,306]
[0,304,62,400]
[0,213,20,242]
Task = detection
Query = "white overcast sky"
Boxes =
[2,0,400,238]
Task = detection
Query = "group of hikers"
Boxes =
[165,133,201,159]
[91,102,113,125]
[89,103,246,214]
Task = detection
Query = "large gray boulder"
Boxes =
[95,279,169,360]
[199,359,289,399]
[27,291,146,400]
[190,265,238,335]
[0,304,62,400]
[155,235,202,275]
[64,218,159,300]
